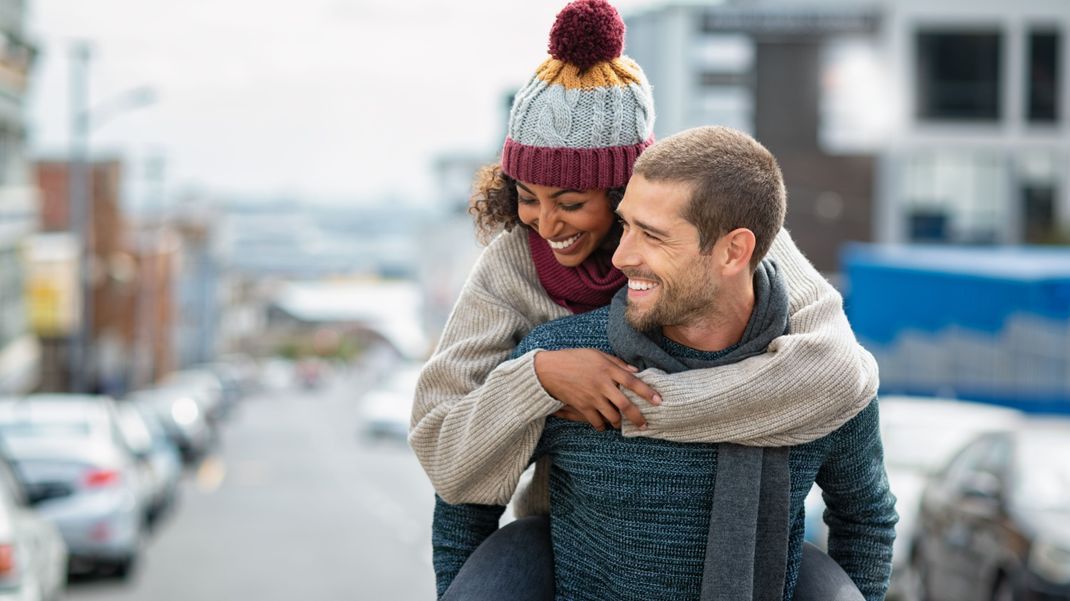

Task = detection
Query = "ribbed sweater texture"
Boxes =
[410,226,880,506]
[432,306,898,601]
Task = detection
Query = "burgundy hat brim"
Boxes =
[501,136,654,190]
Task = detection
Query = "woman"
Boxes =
[410,0,878,514]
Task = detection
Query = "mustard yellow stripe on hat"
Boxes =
[534,56,645,90]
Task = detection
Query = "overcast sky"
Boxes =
[26,0,658,207]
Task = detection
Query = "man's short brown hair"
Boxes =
[632,126,786,269]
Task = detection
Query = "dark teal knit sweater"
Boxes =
[433,306,897,601]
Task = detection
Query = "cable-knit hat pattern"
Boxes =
[501,0,655,190]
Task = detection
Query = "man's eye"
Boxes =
[617,218,629,229]
[643,231,660,242]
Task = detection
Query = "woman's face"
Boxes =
[515,180,615,267]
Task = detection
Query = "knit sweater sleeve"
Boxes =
[619,228,880,445]
[432,494,507,599]
[816,400,899,601]
[410,228,567,505]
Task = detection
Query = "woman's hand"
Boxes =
[534,349,662,431]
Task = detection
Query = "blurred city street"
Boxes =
[64,368,436,601]
[0,0,1065,600]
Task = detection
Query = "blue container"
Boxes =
[842,244,1070,415]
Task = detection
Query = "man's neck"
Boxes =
[661,283,755,353]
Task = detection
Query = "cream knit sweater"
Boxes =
[410,226,878,506]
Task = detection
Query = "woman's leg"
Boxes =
[441,516,554,601]
[794,542,865,601]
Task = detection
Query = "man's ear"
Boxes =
[720,228,756,276]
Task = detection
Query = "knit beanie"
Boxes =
[501,0,655,190]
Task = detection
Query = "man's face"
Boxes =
[612,175,720,331]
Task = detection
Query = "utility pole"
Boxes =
[66,43,155,394]
[68,42,91,394]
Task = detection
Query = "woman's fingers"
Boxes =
[612,370,662,406]
[535,348,661,431]
[580,408,607,432]
[598,351,662,406]
[603,353,639,373]
[553,407,586,422]
[604,386,647,430]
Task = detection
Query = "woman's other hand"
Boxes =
[535,349,661,431]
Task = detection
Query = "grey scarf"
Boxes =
[607,260,792,601]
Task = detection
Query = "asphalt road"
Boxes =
[67,367,437,601]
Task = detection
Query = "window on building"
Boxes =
[1027,31,1060,123]
[902,150,1005,244]
[1018,150,1063,243]
[916,31,1002,121]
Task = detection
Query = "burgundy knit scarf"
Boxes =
[527,229,627,314]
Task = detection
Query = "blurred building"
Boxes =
[265,280,429,361]
[33,159,179,393]
[168,202,222,370]
[219,198,426,281]
[128,223,179,387]
[418,152,486,341]
[625,0,1070,270]
[0,0,37,394]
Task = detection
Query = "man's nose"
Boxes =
[612,229,637,269]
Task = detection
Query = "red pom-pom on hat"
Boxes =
[548,0,625,70]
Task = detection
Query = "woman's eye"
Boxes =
[560,203,583,212]
[518,196,537,205]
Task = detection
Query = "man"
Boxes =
[433,126,897,601]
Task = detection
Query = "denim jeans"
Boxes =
[443,518,863,601]
[441,516,554,601]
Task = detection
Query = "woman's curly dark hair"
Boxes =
[469,163,626,246]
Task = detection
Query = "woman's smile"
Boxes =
[547,232,584,254]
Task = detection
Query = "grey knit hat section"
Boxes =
[509,79,654,149]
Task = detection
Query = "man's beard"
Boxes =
[623,261,719,332]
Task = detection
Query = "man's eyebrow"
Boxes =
[615,210,671,238]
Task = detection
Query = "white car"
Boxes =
[0,395,146,579]
[803,395,1023,599]
[116,402,182,525]
[0,452,67,601]
[159,370,228,423]
[360,363,422,440]
[126,388,213,465]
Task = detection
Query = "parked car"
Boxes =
[0,395,146,578]
[359,363,421,440]
[804,396,1023,598]
[912,421,1070,601]
[116,403,182,525]
[0,450,67,601]
[159,370,229,422]
[198,362,247,408]
[215,353,261,397]
[125,388,213,465]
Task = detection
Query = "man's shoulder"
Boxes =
[821,396,882,450]
[516,306,612,355]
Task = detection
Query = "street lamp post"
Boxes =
[67,42,156,393]
[68,42,90,394]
